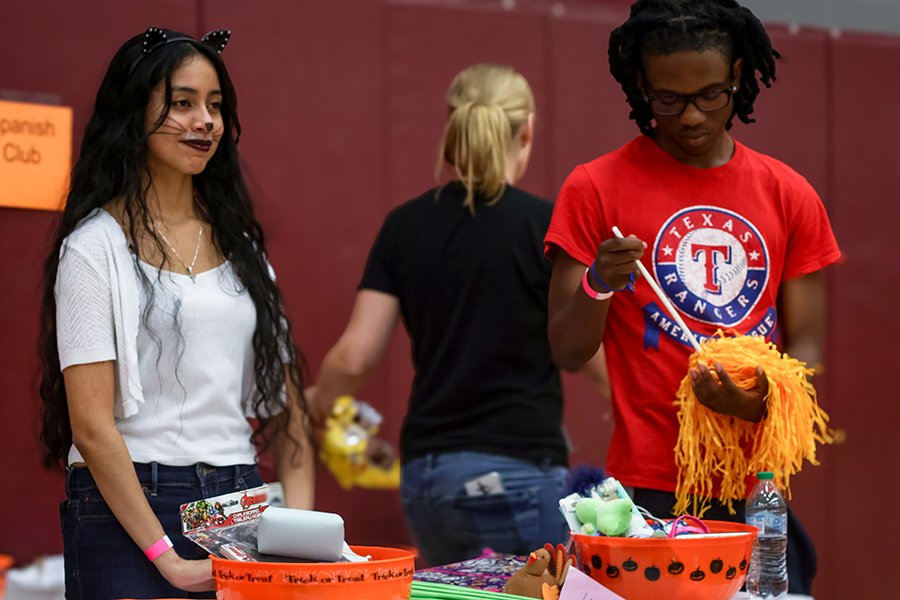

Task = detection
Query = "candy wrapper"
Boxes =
[181,483,282,562]
[180,483,369,563]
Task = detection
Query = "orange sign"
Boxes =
[0,99,72,211]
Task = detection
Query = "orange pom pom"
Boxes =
[673,331,834,517]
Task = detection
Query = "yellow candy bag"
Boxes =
[320,396,401,490]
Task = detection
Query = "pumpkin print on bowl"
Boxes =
[668,559,685,575]
[571,520,757,600]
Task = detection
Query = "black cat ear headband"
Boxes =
[129,27,231,76]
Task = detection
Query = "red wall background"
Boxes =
[1,1,896,598]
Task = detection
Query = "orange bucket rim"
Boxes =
[572,520,757,546]
[210,544,416,569]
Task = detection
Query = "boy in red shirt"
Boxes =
[544,0,839,594]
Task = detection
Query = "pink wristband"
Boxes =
[582,267,613,301]
[144,535,173,561]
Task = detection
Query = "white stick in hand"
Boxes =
[611,226,703,354]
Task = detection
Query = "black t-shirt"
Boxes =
[360,182,567,467]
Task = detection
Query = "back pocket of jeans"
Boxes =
[451,487,540,547]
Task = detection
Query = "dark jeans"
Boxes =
[632,487,817,596]
[400,452,569,567]
[62,462,263,600]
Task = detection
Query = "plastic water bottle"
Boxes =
[745,471,788,599]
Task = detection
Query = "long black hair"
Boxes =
[39,30,309,468]
[608,0,781,136]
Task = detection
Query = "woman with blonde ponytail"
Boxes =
[310,64,583,566]
[439,63,534,214]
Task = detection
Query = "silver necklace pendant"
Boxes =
[154,221,203,283]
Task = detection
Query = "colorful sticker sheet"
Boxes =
[413,554,526,592]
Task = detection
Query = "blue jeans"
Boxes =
[400,452,568,567]
[61,462,263,600]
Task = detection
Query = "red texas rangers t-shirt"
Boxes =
[545,135,840,494]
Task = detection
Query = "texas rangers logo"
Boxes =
[653,206,769,327]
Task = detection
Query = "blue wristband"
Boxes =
[590,262,635,293]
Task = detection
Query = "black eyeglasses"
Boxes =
[645,86,736,116]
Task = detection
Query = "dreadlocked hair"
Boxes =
[608,0,780,136]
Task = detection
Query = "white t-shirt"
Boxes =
[56,208,263,467]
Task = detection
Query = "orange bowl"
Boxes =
[572,521,757,600]
[211,545,415,600]
[0,555,13,600]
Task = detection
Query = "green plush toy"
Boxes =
[574,497,634,536]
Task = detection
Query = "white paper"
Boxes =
[559,567,626,600]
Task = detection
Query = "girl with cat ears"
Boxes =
[39,28,313,599]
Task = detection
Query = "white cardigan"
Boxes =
[56,208,144,418]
